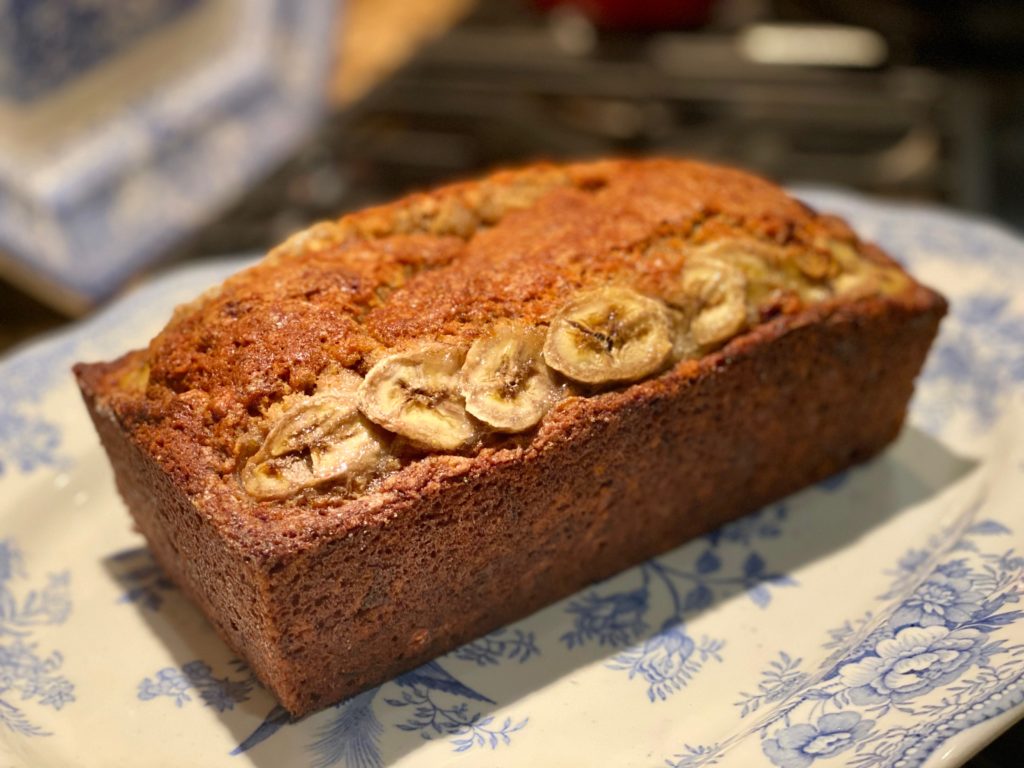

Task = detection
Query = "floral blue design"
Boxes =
[763,712,874,768]
[107,547,177,611]
[220,630,539,765]
[706,502,791,547]
[735,652,808,718]
[915,292,1024,432]
[0,412,61,476]
[388,659,528,755]
[309,691,382,768]
[384,659,500,740]
[450,715,528,753]
[674,744,725,768]
[0,540,74,736]
[452,628,539,666]
[137,659,257,712]
[563,504,794,700]
[0,335,78,478]
[608,621,724,702]
[300,656,532,766]
[670,502,1024,768]
[836,625,993,706]
[562,588,649,649]
[138,668,192,708]
[888,568,986,629]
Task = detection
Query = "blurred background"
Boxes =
[0,0,1021,760]
[3,0,1024,351]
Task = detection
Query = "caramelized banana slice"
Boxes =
[793,248,835,280]
[691,240,794,304]
[544,286,672,385]
[678,257,748,347]
[461,326,559,432]
[359,344,477,450]
[828,240,910,298]
[242,394,386,500]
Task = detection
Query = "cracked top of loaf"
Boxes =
[75,158,942,549]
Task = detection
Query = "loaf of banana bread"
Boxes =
[74,159,946,716]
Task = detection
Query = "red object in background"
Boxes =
[535,0,716,29]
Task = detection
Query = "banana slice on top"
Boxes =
[691,240,793,305]
[359,344,477,451]
[828,240,910,298]
[678,256,748,347]
[242,394,386,500]
[543,286,672,385]
[461,326,559,432]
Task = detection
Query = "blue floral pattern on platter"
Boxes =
[0,541,74,736]
[1,193,1023,766]
[0,335,77,478]
[133,638,536,766]
[562,505,794,702]
[671,497,1024,768]
[138,660,258,711]
[108,548,176,612]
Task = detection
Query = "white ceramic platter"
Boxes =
[1,190,1023,768]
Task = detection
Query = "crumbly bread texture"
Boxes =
[75,158,946,715]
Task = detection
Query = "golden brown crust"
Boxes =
[73,158,947,715]
[76,159,938,532]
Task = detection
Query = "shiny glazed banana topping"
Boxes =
[241,394,387,500]
[461,326,560,431]
[543,286,673,385]
[675,256,748,347]
[241,237,907,499]
[358,344,478,451]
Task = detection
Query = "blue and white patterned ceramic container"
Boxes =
[0,0,336,311]
[0,191,1022,766]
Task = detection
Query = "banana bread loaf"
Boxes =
[74,158,946,716]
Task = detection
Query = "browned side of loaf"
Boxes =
[78,288,942,715]
[77,375,281,680]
